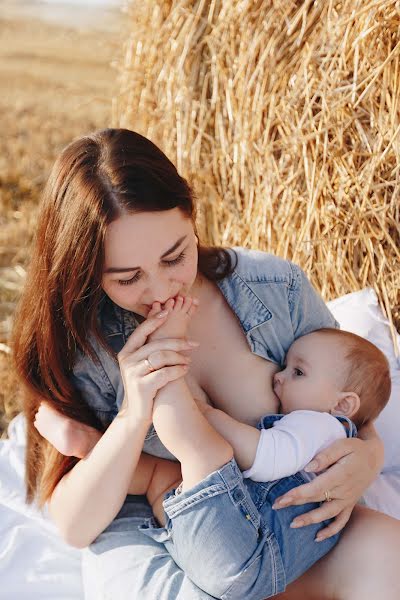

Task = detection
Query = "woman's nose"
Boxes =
[145,278,172,306]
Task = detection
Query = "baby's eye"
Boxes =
[294,368,304,377]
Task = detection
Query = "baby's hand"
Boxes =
[34,401,100,458]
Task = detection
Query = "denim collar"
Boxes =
[216,270,272,334]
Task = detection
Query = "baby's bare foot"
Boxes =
[149,296,198,341]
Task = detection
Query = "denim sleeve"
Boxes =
[289,263,339,337]
[70,348,117,430]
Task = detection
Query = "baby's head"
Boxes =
[274,328,391,427]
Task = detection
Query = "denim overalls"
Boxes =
[76,248,339,600]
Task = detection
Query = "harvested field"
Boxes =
[0,0,123,435]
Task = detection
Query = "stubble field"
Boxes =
[0,0,124,435]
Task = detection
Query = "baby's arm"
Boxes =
[200,404,260,471]
[202,407,347,481]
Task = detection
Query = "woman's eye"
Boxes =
[118,272,141,286]
[294,368,304,377]
[164,251,186,267]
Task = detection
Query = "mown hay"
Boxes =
[114,0,400,348]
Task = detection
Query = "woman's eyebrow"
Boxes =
[160,235,187,258]
[104,235,187,274]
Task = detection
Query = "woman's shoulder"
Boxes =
[227,247,299,285]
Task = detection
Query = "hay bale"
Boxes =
[114,0,400,344]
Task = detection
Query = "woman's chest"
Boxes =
[187,293,280,424]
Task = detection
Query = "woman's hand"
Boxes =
[272,432,384,541]
[117,309,196,425]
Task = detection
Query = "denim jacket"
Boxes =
[71,248,338,460]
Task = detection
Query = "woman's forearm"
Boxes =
[49,411,150,548]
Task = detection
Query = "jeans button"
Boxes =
[232,488,244,502]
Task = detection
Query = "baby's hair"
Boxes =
[317,328,391,427]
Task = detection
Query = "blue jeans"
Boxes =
[82,460,339,600]
[140,458,339,599]
[81,495,214,600]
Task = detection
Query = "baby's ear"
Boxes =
[332,392,360,418]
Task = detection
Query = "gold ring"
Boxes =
[324,490,332,502]
[144,357,156,373]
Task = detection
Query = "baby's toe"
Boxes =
[174,296,184,311]
[182,296,194,314]
[148,302,161,318]
[164,298,175,312]
[187,301,198,318]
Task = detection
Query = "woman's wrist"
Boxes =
[357,422,384,474]
[116,403,152,431]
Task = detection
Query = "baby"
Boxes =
[202,324,391,485]
[36,297,391,599]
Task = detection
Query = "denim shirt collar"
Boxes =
[98,294,140,344]
[216,269,272,335]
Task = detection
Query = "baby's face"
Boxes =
[274,332,347,414]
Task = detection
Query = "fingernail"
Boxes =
[157,310,169,318]
[187,340,200,346]
[272,497,292,509]
[290,519,304,528]
[305,460,318,472]
[315,535,324,542]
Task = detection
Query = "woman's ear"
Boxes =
[332,391,361,418]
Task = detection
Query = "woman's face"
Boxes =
[102,208,199,317]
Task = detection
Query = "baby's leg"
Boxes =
[128,452,182,526]
[150,297,233,491]
[153,378,233,491]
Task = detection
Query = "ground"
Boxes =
[0,0,124,435]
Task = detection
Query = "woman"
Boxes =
[13,128,400,599]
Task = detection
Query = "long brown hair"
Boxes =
[12,128,235,506]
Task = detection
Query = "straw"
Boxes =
[113,0,399,346]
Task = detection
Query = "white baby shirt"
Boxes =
[242,410,347,482]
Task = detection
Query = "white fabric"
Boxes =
[243,410,346,481]
[328,288,400,520]
[0,414,83,600]
[0,287,399,599]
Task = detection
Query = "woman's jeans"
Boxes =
[82,458,339,600]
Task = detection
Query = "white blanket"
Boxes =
[1,288,399,598]
[0,415,83,599]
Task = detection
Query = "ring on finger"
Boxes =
[324,490,332,502]
[144,357,156,373]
